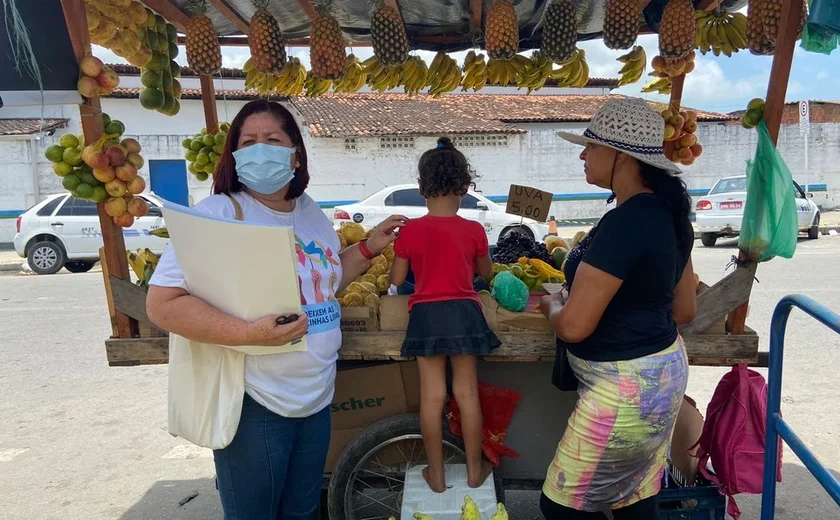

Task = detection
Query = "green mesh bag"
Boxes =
[800,21,839,55]
[491,271,529,312]
[738,121,799,263]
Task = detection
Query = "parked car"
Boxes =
[13,193,167,275]
[695,175,820,247]
[333,185,550,245]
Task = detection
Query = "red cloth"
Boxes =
[447,382,522,467]
[394,215,489,310]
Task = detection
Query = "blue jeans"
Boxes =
[213,393,331,520]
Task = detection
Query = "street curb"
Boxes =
[0,262,23,272]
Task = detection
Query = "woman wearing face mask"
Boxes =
[146,100,405,519]
[538,98,696,520]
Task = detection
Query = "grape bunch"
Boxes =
[492,230,553,265]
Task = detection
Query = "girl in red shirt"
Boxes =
[391,137,501,493]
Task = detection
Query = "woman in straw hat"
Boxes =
[539,97,697,519]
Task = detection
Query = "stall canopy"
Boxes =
[165,0,748,51]
[0,1,81,107]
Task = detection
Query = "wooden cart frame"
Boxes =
[52,0,807,516]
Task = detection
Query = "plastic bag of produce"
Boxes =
[491,271,529,312]
[447,382,521,466]
[800,21,839,55]
[738,121,798,263]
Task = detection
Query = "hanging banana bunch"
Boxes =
[333,54,367,93]
[550,48,589,88]
[304,75,333,96]
[616,46,646,86]
[695,9,748,57]
[363,56,401,93]
[517,51,553,93]
[428,52,462,97]
[461,51,489,92]
[244,57,275,96]
[487,54,531,86]
[641,76,673,95]
[400,56,429,96]
[273,57,307,96]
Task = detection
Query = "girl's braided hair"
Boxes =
[418,137,477,198]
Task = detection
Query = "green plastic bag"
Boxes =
[738,121,799,263]
[491,271,529,312]
[800,22,839,55]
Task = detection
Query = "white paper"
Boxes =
[162,201,306,355]
[542,283,565,295]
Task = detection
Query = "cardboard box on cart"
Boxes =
[325,361,421,471]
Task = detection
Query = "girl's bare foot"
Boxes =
[467,460,494,488]
[422,466,446,493]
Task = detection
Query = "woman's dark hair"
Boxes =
[213,100,309,199]
[639,162,693,254]
[417,137,476,198]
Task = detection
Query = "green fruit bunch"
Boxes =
[43,112,119,204]
[138,9,182,116]
[741,98,766,130]
[182,122,230,181]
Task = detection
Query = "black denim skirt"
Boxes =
[401,299,501,358]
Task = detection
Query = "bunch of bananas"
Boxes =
[550,49,589,87]
[127,248,160,289]
[274,58,308,96]
[400,56,429,96]
[363,56,401,93]
[333,55,367,93]
[642,77,673,95]
[616,46,647,86]
[244,57,275,96]
[487,55,531,86]
[695,10,748,57]
[304,75,332,97]
[517,51,553,93]
[428,52,462,97]
[461,50,489,92]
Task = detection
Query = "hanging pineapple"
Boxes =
[486,0,519,60]
[762,0,808,45]
[602,0,641,50]
[540,0,578,63]
[746,0,774,55]
[185,0,222,75]
[250,0,287,75]
[370,1,410,67]
[657,0,695,60]
[310,2,347,80]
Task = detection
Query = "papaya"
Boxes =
[545,236,570,251]
[551,247,569,270]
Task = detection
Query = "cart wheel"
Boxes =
[327,413,504,519]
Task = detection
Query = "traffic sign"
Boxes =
[800,100,810,135]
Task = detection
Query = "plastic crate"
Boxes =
[656,485,726,520]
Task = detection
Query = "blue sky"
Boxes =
[94,32,840,116]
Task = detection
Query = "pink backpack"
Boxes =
[692,363,782,519]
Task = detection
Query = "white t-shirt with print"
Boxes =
[150,191,343,418]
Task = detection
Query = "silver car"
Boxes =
[695,175,821,247]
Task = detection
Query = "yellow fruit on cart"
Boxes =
[544,235,570,251]
[343,293,365,307]
[340,222,366,245]
[367,263,388,277]
[364,293,381,310]
[360,281,378,296]
[360,274,378,286]
[337,230,349,250]
[376,274,391,294]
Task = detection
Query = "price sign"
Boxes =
[506,184,553,222]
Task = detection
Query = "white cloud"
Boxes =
[817,70,829,80]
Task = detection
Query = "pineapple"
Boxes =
[762,0,807,45]
[250,0,287,75]
[603,0,641,50]
[746,0,774,55]
[185,1,222,75]
[658,0,695,60]
[370,2,409,67]
[541,0,577,63]
[486,0,519,60]
[310,2,347,80]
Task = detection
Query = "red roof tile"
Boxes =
[0,118,69,136]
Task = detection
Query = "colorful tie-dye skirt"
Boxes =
[542,337,689,512]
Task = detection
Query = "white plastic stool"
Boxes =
[400,464,497,520]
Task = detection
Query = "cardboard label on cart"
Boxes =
[340,306,380,332]
[506,184,553,222]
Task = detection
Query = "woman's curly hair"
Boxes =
[418,137,477,198]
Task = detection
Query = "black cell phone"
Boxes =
[275,314,300,326]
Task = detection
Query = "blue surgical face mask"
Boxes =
[233,143,296,195]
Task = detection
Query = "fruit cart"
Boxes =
[15,0,820,517]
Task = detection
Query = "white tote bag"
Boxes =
[167,333,247,450]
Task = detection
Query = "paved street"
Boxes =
[1,236,839,519]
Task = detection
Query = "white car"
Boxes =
[333,185,550,245]
[695,175,821,247]
[13,193,167,275]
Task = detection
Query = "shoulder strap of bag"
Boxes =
[225,194,244,221]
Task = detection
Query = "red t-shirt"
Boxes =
[394,215,489,310]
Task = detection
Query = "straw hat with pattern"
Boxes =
[558,97,682,175]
